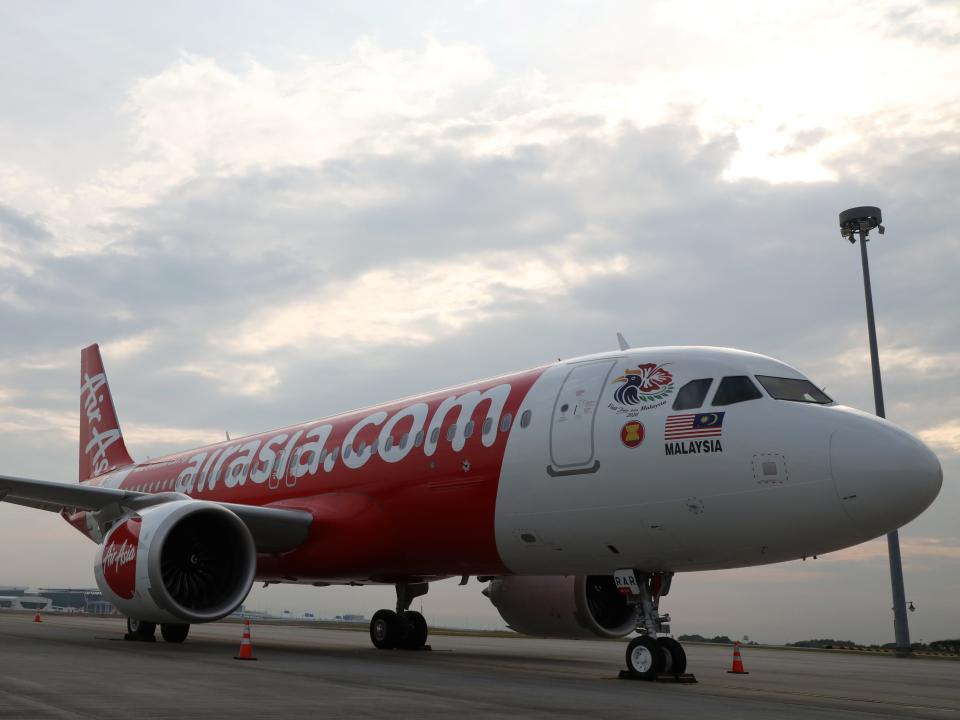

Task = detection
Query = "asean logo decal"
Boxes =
[612,363,675,405]
[621,421,645,448]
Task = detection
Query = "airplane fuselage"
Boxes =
[70,346,942,584]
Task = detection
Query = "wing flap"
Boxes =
[0,474,133,511]
[0,474,312,553]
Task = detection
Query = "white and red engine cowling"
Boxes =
[94,500,256,624]
[483,575,639,639]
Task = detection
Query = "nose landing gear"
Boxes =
[369,582,431,651]
[619,571,695,682]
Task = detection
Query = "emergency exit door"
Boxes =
[548,359,617,476]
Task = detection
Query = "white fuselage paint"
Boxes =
[493,346,942,575]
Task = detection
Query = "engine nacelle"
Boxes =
[483,575,638,639]
[94,500,256,624]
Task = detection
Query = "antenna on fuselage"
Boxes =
[225,431,231,441]
[616,332,631,351]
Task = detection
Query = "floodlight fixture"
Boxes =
[839,205,885,243]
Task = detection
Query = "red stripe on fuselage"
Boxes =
[88,365,549,582]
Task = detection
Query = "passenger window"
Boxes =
[446,424,457,441]
[384,435,394,451]
[399,432,409,449]
[357,441,366,455]
[672,379,713,410]
[464,420,475,439]
[343,445,352,459]
[500,413,513,432]
[415,430,424,447]
[712,376,763,406]
[482,417,493,435]
[430,428,440,445]
[520,410,532,428]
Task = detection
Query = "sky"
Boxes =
[0,0,958,645]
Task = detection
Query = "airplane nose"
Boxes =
[831,415,943,536]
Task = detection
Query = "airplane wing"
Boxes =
[0,474,312,553]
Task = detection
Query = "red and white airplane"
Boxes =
[0,341,942,677]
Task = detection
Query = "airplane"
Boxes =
[0,340,942,678]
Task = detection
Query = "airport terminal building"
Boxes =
[0,587,115,615]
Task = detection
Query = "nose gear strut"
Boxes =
[617,570,695,682]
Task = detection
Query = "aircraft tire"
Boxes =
[370,609,400,649]
[657,637,686,674]
[625,636,664,679]
[160,623,190,643]
[126,618,156,640]
[399,611,428,649]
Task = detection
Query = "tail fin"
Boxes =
[80,344,134,481]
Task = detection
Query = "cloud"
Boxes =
[6,9,956,255]
[122,423,224,449]
[887,3,960,47]
[0,202,54,275]
[99,332,157,361]
[228,250,632,353]
[821,536,960,562]
[0,406,75,441]
[918,420,960,455]
[88,39,497,220]
[174,360,281,397]
[829,342,960,379]
[0,202,52,243]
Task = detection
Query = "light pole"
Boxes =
[839,206,912,658]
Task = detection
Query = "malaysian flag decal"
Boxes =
[664,412,725,440]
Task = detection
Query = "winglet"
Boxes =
[80,344,134,481]
[616,332,631,351]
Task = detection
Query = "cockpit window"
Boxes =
[756,375,833,404]
[712,376,762,406]
[672,379,713,410]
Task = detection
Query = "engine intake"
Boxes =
[95,500,256,624]
[483,575,638,639]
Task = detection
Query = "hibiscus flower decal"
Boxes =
[612,363,675,405]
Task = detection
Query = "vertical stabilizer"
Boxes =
[80,344,134,481]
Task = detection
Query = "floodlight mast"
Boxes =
[839,205,912,658]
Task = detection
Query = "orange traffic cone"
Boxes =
[234,619,257,661]
[727,641,749,674]
[32,612,42,623]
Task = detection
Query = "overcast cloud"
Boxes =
[0,0,957,644]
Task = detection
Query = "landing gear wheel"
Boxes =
[126,618,156,641]
[625,636,665,679]
[370,609,400,649]
[657,637,687,674]
[160,623,190,643]
[399,611,428,649]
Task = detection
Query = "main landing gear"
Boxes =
[622,572,690,681]
[125,618,190,644]
[369,582,430,650]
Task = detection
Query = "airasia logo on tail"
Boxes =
[101,517,141,599]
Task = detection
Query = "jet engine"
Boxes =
[94,500,256,624]
[482,575,638,639]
